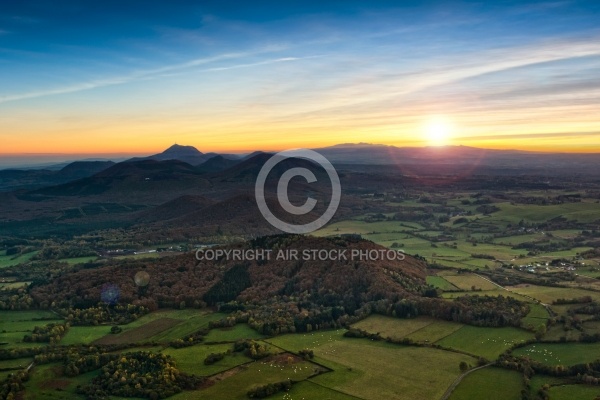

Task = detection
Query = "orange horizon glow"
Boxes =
[2,137,600,156]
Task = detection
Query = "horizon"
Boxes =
[1,1,600,154]
[3,141,600,170]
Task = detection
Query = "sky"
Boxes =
[1,0,600,156]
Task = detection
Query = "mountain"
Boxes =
[314,143,600,173]
[27,159,210,201]
[58,161,116,178]
[196,155,241,173]
[0,160,115,192]
[128,144,216,166]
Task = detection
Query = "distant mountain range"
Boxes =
[0,161,115,191]
[2,142,600,192]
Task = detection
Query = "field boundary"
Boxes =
[439,362,493,400]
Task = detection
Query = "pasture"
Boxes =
[204,324,264,342]
[512,342,600,366]
[351,315,463,343]
[506,285,600,304]
[0,251,38,268]
[309,337,475,400]
[436,325,534,360]
[442,274,499,291]
[547,384,600,400]
[162,343,253,376]
[171,355,320,400]
[449,367,523,400]
[268,329,476,400]
[426,275,459,290]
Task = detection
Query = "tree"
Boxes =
[535,324,547,340]
[459,361,469,372]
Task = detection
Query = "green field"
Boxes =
[311,336,474,400]
[449,367,523,400]
[265,380,358,399]
[56,256,98,265]
[171,356,321,400]
[513,342,600,366]
[351,315,435,339]
[268,329,476,400]
[436,325,534,360]
[163,343,253,375]
[351,315,463,343]
[547,384,600,400]
[507,285,600,304]
[443,274,499,291]
[24,363,99,400]
[204,324,264,342]
[521,303,551,329]
[0,310,62,348]
[0,251,38,268]
[427,276,458,290]
[61,325,114,345]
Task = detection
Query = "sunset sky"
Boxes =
[1,0,599,156]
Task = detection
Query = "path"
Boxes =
[440,362,493,400]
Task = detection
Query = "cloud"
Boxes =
[0,48,307,104]
[454,131,600,142]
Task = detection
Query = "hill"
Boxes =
[0,161,115,192]
[196,155,241,173]
[134,195,216,223]
[30,235,428,332]
[27,160,211,201]
[129,144,216,166]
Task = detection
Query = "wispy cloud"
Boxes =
[0,48,306,104]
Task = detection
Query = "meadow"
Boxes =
[448,367,523,400]
[436,325,534,360]
[512,342,600,366]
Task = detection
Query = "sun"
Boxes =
[424,116,453,146]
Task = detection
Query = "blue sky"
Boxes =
[1,0,599,155]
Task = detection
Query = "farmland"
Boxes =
[449,367,523,400]
[2,185,600,399]
[436,325,534,360]
[513,342,600,366]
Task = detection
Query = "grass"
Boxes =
[24,363,98,400]
[0,281,31,289]
[521,303,550,329]
[351,315,434,339]
[512,342,600,366]
[427,276,459,290]
[443,274,499,291]
[351,315,463,343]
[547,384,600,400]
[406,320,464,343]
[56,256,98,265]
[449,367,523,400]
[507,285,600,304]
[147,311,225,342]
[268,329,476,400]
[310,336,474,400]
[61,325,114,345]
[171,356,320,400]
[436,325,534,360]
[0,310,62,348]
[163,343,252,376]
[94,317,181,345]
[204,324,264,342]
[265,380,359,399]
[0,251,38,268]
[441,289,530,301]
